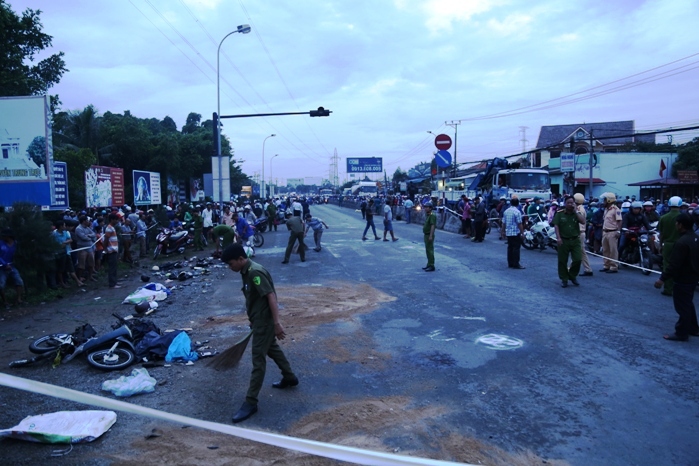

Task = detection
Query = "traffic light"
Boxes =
[310,106,331,117]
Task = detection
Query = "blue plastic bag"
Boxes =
[165,332,199,362]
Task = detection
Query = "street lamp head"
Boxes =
[237,24,251,34]
[271,134,276,137]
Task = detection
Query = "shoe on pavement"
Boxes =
[272,377,299,389]
[232,402,258,423]
[424,266,436,272]
[383,238,389,241]
[512,265,525,269]
[281,260,289,264]
[663,333,688,342]
[660,290,673,296]
[374,237,381,240]
[392,238,399,242]
[561,280,568,288]
[362,237,367,241]
[599,268,609,273]
[570,278,580,286]
[580,271,593,277]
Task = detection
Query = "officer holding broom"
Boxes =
[221,243,298,423]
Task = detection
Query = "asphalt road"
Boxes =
[264,204,698,465]
[0,203,696,465]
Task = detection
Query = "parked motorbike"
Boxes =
[620,227,654,275]
[253,216,269,233]
[10,314,139,371]
[522,214,558,251]
[153,224,194,259]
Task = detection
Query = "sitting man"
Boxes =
[0,229,24,308]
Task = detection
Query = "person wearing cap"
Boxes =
[221,243,298,423]
[0,229,24,307]
[600,193,623,273]
[304,213,329,252]
[422,202,437,271]
[643,201,659,224]
[653,213,699,341]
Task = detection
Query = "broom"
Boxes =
[207,330,253,371]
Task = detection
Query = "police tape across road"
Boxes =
[0,373,472,466]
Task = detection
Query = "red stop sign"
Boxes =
[434,134,452,150]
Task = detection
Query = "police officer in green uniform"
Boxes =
[658,196,683,296]
[222,244,297,423]
[552,197,586,288]
[192,208,204,251]
[423,202,437,272]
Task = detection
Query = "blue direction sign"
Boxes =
[346,157,383,173]
[435,150,452,168]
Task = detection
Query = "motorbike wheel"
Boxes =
[86,347,136,371]
[29,334,71,354]
[522,237,536,250]
[253,231,264,248]
[641,252,652,275]
[153,245,161,260]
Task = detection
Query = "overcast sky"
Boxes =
[10,0,699,185]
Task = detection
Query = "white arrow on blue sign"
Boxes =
[435,150,452,168]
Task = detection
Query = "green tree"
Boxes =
[0,1,67,110]
[671,137,699,177]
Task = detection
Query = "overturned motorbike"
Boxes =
[522,214,558,251]
[9,314,144,371]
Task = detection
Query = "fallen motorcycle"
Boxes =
[153,224,194,259]
[10,314,146,371]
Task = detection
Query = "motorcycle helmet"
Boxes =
[601,192,616,203]
[621,202,631,208]
[631,201,643,209]
[668,196,683,207]
[134,301,150,314]
[573,193,585,205]
[642,201,653,207]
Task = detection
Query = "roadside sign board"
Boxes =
[561,153,575,172]
[435,150,452,168]
[346,157,382,173]
[434,134,452,151]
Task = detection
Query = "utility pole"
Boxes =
[589,130,594,199]
[446,120,461,177]
[519,126,529,165]
[330,148,339,192]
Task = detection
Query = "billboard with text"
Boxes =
[85,166,124,208]
[0,95,54,206]
[347,157,382,173]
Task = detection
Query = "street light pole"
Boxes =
[217,24,251,210]
[270,154,279,197]
[261,134,276,199]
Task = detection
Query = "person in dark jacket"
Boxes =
[654,213,699,341]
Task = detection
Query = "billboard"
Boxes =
[85,166,125,208]
[0,95,54,206]
[347,157,382,173]
[190,177,205,202]
[211,156,230,203]
[132,170,161,206]
[49,162,69,210]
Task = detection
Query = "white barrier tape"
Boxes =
[584,250,661,275]
[70,237,103,254]
[0,373,471,466]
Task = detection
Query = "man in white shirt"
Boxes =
[202,202,214,242]
[382,200,399,242]
[403,197,414,224]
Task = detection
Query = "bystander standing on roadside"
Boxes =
[403,197,414,224]
[502,197,525,269]
[104,213,121,289]
[74,215,98,281]
[600,193,622,274]
[654,213,699,341]
[658,196,683,296]
[574,194,594,277]
[362,199,380,241]
[0,229,24,308]
[383,200,399,242]
[422,202,437,272]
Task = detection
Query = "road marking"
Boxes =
[427,329,456,342]
[475,334,523,350]
[453,316,486,321]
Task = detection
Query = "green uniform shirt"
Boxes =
[423,212,437,235]
[192,215,203,229]
[212,224,236,248]
[553,209,580,239]
[240,260,275,325]
[658,209,681,244]
[286,216,304,233]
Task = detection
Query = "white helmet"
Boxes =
[621,202,631,208]
[631,201,643,209]
[642,201,653,207]
[668,196,683,207]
